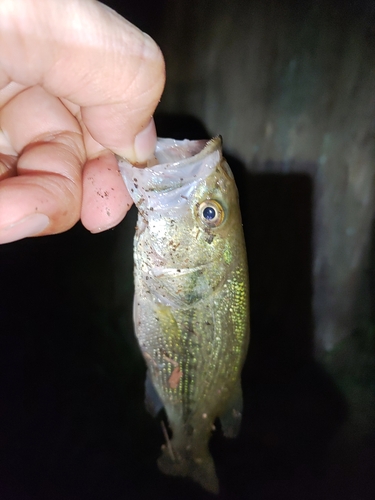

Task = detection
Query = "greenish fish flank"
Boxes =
[118,137,249,494]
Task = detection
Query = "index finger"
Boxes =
[0,0,165,162]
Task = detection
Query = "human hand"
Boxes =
[0,0,165,244]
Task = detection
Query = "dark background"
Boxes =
[1,1,374,499]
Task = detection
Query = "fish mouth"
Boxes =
[118,137,223,211]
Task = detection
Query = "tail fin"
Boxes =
[157,443,219,494]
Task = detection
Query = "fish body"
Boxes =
[119,137,249,493]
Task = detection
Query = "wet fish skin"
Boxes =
[119,137,249,493]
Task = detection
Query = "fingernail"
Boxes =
[134,118,157,163]
[0,213,50,244]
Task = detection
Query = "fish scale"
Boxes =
[118,137,249,493]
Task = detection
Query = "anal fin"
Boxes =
[220,382,243,438]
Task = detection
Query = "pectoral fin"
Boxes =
[154,304,182,347]
[145,370,164,417]
[220,382,243,438]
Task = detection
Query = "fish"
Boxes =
[118,137,249,493]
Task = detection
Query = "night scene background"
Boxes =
[1,0,375,499]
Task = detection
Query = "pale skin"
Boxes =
[0,0,165,244]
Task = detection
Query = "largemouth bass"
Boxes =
[118,137,249,493]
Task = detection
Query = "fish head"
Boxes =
[119,137,244,304]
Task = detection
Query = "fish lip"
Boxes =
[151,136,222,168]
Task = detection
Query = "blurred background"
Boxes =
[0,0,374,498]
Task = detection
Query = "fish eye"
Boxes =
[198,200,224,227]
